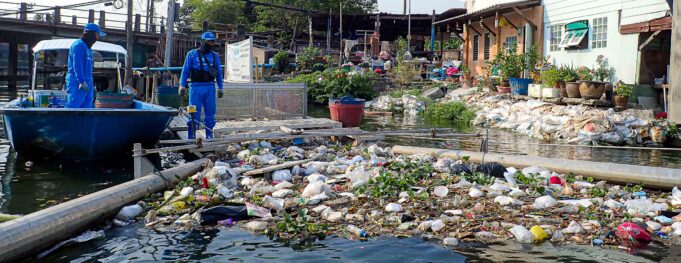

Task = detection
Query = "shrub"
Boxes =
[424,101,476,123]
[541,67,561,88]
[287,69,378,104]
[615,84,633,97]
[594,55,615,82]
[559,65,579,82]
[577,66,593,81]
[296,47,322,71]
[274,50,291,74]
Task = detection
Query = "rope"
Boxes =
[152,167,171,188]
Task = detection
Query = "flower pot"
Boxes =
[565,82,581,98]
[579,81,605,99]
[557,81,568,98]
[497,86,511,93]
[605,83,613,101]
[528,84,543,98]
[508,78,533,96]
[614,95,628,108]
[542,87,561,98]
[501,79,510,87]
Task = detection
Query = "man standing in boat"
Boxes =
[66,23,106,108]
[179,32,224,139]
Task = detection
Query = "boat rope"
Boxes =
[152,167,171,188]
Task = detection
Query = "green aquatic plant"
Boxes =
[424,101,476,123]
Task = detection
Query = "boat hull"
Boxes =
[1,100,176,161]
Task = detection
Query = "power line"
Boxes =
[0,0,114,17]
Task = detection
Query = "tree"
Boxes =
[178,0,247,32]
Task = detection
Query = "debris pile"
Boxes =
[460,93,669,146]
[116,140,681,252]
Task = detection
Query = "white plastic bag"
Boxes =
[671,187,681,206]
[347,169,371,189]
[510,225,535,243]
[272,170,292,182]
[431,219,445,232]
[433,186,449,197]
[306,173,328,183]
[385,203,402,212]
[469,187,484,198]
[562,220,583,234]
[115,204,143,220]
[494,196,516,206]
[217,184,234,199]
[533,196,557,209]
[301,181,330,198]
[264,196,284,211]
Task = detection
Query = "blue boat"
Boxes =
[0,39,177,160]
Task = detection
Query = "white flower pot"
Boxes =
[528,84,542,98]
[542,87,560,98]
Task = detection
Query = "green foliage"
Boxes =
[577,66,593,81]
[458,172,494,186]
[623,183,644,193]
[490,50,522,79]
[589,187,607,197]
[425,38,462,51]
[296,47,322,71]
[389,88,421,98]
[391,62,419,88]
[286,69,378,103]
[594,55,615,82]
[615,84,633,97]
[514,171,546,195]
[355,158,434,198]
[460,65,471,76]
[179,0,246,32]
[559,65,579,82]
[424,101,476,123]
[274,208,328,240]
[394,36,408,64]
[541,67,561,88]
[274,50,292,74]
[667,123,679,139]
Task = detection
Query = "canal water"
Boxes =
[1,101,680,262]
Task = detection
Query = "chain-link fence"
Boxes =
[216,83,307,120]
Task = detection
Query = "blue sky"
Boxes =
[377,0,464,14]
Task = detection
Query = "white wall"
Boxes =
[542,0,670,84]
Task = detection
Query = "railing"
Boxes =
[0,1,163,33]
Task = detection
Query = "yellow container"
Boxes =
[530,226,549,242]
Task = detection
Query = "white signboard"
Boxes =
[225,37,253,83]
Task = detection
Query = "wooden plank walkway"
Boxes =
[174,117,343,140]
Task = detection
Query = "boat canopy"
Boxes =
[32,39,127,55]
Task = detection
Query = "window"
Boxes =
[483,33,491,60]
[472,34,479,61]
[592,17,607,48]
[504,36,517,53]
[549,25,563,51]
[558,20,589,49]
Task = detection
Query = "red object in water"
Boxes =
[329,103,364,127]
[549,176,564,186]
[202,177,209,189]
[616,222,652,244]
[374,68,382,74]
[656,112,668,119]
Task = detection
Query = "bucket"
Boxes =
[95,92,134,108]
[509,78,533,96]
[329,96,365,127]
[155,85,183,108]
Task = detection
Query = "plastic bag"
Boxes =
[433,186,449,197]
[533,196,557,209]
[469,187,484,198]
[264,196,284,212]
[494,196,515,206]
[115,204,143,220]
[475,162,506,178]
[671,187,681,206]
[198,205,251,225]
[301,181,330,198]
[272,189,293,198]
[450,164,472,175]
[562,220,584,234]
[510,225,535,243]
[347,169,371,189]
[237,150,251,160]
[616,222,652,244]
[271,170,292,182]
[530,226,549,242]
[625,199,668,214]
[306,173,328,183]
[431,219,445,232]
[217,184,234,199]
[385,203,402,212]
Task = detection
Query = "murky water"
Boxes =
[1,102,680,262]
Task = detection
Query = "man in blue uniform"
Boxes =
[66,23,105,108]
[179,32,224,139]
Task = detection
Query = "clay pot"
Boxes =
[497,86,511,93]
[558,81,568,97]
[565,82,581,98]
[614,95,628,108]
[579,81,605,99]
[501,79,510,87]
[604,83,613,101]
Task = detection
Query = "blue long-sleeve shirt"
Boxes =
[66,39,93,86]
[180,49,223,89]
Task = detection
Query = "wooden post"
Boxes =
[202,20,208,32]
[669,0,681,122]
[125,0,134,86]
[135,14,141,32]
[99,10,105,28]
[54,6,61,24]
[88,9,95,23]
[133,143,142,179]
[72,15,77,25]
[19,2,27,21]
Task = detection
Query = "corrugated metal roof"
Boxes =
[434,0,540,25]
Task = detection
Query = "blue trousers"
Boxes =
[66,82,94,108]
[187,83,216,139]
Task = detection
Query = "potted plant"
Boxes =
[460,65,471,88]
[558,65,577,98]
[614,83,632,109]
[594,55,615,100]
[573,66,594,98]
[497,47,535,96]
[541,67,561,98]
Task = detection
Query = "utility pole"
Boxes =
[326,9,331,53]
[407,0,411,49]
[339,1,343,67]
[308,14,313,47]
[125,0,133,86]
[149,0,155,32]
[164,1,175,69]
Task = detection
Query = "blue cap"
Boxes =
[84,23,106,37]
[201,32,216,41]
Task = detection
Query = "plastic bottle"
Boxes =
[347,224,368,238]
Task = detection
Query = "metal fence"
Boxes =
[216,83,307,120]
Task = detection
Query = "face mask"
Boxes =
[201,42,213,53]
